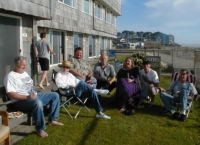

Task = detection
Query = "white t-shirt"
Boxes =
[4,71,34,103]
[140,68,159,89]
[55,72,80,89]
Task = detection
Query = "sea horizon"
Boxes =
[180,44,200,47]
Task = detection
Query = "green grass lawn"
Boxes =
[18,75,200,145]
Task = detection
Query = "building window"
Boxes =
[89,36,95,57]
[95,3,102,19]
[49,31,63,65]
[99,37,104,50]
[112,14,116,26]
[117,0,121,4]
[74,34,83,50]
[105,10,110,23]
[83,0,90,14]
[59,0,74,7]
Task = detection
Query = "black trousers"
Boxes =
[96,79,117,92]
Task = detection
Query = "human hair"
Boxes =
[180,69,189,74]
[123,57,134,68]
[75,47,83,52]
[14,56,27,65]
[40,32,46,39]
[100,54,108,59]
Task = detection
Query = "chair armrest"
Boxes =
[193,94,200,101]
[0,111,9,126]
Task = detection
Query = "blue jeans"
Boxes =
[72,81,103,113]
[13,92,60,132]
[76,76,97,89]
[160,90,190,112]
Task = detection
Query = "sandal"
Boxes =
[37,130,48,138]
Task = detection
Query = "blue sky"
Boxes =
[117,0,200,45]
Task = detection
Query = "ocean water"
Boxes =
[181,44,200,47]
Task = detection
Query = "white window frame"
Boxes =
[94,2,102,19]
[82,0,92,15]
[111,14,116,26]
[105,10,110,23]
[58,0,75,8]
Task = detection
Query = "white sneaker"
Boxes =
[96,89,109,95]
[96,113,111,119]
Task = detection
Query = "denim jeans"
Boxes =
[13,92,60,131]
[76,76,97,89]
[160,90,190,112]
[72,81,103,113]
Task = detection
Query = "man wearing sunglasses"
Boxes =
[55,60,111,119]
[4,56,63,138]
[159,69,198,122]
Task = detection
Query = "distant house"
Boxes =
[154,33,174,45]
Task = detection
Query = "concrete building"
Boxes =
[0,0,122,86]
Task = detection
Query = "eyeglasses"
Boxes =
[63,66,70,69]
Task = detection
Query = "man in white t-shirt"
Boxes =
[139,59,159,107]
[4,56,63,138]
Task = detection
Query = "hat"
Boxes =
[58,61,72,68]
[142,59,150,65]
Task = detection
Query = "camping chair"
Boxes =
[0,111,10,145]
[51,69,91,119]
[170,72,199,118]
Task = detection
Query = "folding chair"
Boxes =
[170,72,199,118]
[51,69,91,119]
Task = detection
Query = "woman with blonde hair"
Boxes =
[115,57,140,115]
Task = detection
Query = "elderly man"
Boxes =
[3,56,63,138]
[93,54,117,92]
[139,59,159,107]
[160,69,198,122]
[55,60,110,119]
[69,47,97,88]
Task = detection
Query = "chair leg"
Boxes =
[27,112,33,126]
[5,134,10,145]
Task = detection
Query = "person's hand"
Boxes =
[128,98,134,103]
[127,78,134,83]
[142,75,149,83]
[53,52,56,56]
[81,75,86,81]
[28,93,37,99]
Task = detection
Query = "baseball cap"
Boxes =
[142,59,150,65]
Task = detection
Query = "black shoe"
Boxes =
[180,114,187,122]
[160,107,169,114]
[172,112,181,120]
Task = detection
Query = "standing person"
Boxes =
[4,56,63,138]
[34,32,56,89]
[139,59,159,107]
[69,47,97,88]
[55,60,110,119]
[93,54,117,92]
[160,69,198,122]
[115,57,140,114]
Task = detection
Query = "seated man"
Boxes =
[139,59,159,107]
[55,60,110,119]
[160,69,197,122]
[69,47,97,88]
[3,56,63,138]
[93,54,117,92]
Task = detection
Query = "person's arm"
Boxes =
[34,48,38,57]
[109,76,116,84]
[48,47,56,55]
[7,92,37,100]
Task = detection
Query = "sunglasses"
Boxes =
[63,66,70,69]
[181,73,187,76]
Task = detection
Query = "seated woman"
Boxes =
[55,60,110,119]
[115,57,140,115]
